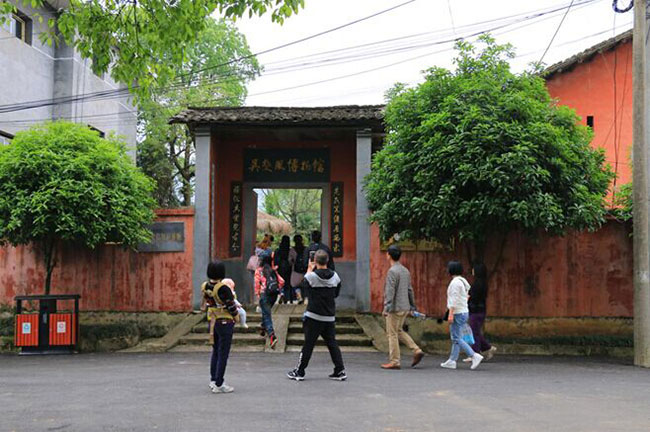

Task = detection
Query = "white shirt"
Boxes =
[447,276,471,314]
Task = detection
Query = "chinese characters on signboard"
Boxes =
[138,222,185,252]
[243,149,330,182]
[229,182,243,257]
[331,182,343,257]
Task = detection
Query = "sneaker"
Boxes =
[329,370,347,381]
[212,383,234,394]
[440,359,457,369]
[269,334,278,350]
[483,346,497,361]
[287,369,305,381]
[240,323,249,329]
[209,381,217,391]
[470,353,484,370]
[462,357,472,363]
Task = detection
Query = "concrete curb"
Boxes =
[120,313,204,353]
[355,314,388,353]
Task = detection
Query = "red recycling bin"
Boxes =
[15,314,39,347]
[49,313,76,346]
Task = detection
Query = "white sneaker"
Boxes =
[440,359,457,369]
[240,323,249,329]
[462,357,472,363]
[471,353,484,370]
[483,346,497,361]
[209,381,217,391]
[212,383,234,394]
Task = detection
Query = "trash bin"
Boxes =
[14,295,80,355]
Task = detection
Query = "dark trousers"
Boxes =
[210,320,234,386]
[469,311,492,353]
[259,292,278,335]
[296,317,344,374]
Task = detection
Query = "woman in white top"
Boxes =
[440,261,484,370]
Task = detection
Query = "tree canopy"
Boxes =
[0,121,156,293]
[137,18,260,207]
[0,0,302,100]
[262,189,321,237]
[365,35,614,263]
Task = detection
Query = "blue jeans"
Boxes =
[259,292,278,335]
[210,320,234,386]
[449,312,476,361]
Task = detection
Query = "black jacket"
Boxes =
[468,280,487,314]
[299,269,341,321]
[303,242,335,270]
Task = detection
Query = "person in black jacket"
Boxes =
[202,260,238,394]
[303,230,335,271]
[287,250,346,382]
[465,263,497,362]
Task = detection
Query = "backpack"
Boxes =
[265,270,280,295]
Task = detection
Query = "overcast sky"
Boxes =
[232,0,633,107]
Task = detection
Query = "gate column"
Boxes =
[192,127,212,310]
[356,129,372,312]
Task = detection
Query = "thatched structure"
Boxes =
[257,211,292,234]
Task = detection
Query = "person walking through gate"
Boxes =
[381,245,425,370]
[287,250,347,381]
[462,263,497,363]
[275,235,294,304]
[201,260,238,394]
[303,230,335,270]
[290,234,307,304]
[440,261,484,370]
[255,251,284,349]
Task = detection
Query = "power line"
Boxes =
[0,0,594,114]
[537,0,576,67]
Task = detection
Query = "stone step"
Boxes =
[169,345,265,353]
[179,333,265,346]
[192,324,262,335]
[286,333,373,347]
[289,315,357,324]
[287,323,364,334]
[285,345,377,353]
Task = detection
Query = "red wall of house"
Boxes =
[546,41,633,194]
[212,133,357,262]
[370,221,633,318]
[0,209,194,311]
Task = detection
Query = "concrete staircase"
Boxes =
[169,304,377,353]
[285,315,376,353]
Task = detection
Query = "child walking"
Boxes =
[287,250,347,381]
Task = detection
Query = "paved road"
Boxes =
[1,352,649,432]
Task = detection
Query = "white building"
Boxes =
[0,0,136,152]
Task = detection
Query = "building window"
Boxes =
[0,130,13,145]
[88,125,105,138]
[586,115,594,129]
[2,11,32,45]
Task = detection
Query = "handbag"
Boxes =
[246,254,259,272]
[461,323,475,345]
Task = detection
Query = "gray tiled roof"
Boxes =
[544,29,632,78]
[170,105,385,127]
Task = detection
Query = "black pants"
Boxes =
[297,317,344,374]
[210,320,234,386]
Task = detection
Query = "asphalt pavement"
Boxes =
[1,351,649,432]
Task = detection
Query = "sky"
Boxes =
[232,0,633,107]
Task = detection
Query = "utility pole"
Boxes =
[633,0,650,368]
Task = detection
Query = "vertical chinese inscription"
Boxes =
[229,182,243,257]
[331,182,344,257]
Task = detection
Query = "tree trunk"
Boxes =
[42,238,56,295]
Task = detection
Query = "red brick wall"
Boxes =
[0,208,194,312]
[370,221,633,318]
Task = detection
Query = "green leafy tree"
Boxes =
[365,36,614,270]
[262,189,321,236]
[0,121,156,294]
[1,0,302,101]
[137,18,260,207]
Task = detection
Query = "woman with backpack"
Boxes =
[254,252,285,349]
[275,235,293,304]
[290,234,307,303]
